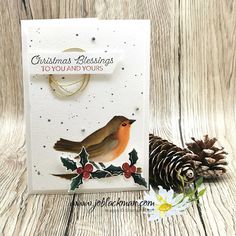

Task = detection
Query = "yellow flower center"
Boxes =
[158,203,172,212]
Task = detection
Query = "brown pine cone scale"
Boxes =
[149,134,196,191]
[186,135,228,178]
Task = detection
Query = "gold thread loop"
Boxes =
[48,48,90,97]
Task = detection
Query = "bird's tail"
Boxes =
[54,138,81,153]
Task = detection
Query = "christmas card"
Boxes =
[21,19,150,194]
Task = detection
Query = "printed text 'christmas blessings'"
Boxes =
[28,52,122,74]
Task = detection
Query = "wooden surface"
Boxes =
[0,0,236,235]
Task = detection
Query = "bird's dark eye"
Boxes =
[122,123,127,126]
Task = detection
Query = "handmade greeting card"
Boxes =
[21,19,150,194]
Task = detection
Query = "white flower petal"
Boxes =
[148,213,161,221]
[165,210,177,217]
[143,195,156,204]
[149,186,157,195]
[174,203,191,212]
[172,193,184,205]
[173,209,186,215]
[175,197,189,207]
[158,186,168,198]
[166,189,174,203]
[143,187,159,204]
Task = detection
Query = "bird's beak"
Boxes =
[129,119,136,124]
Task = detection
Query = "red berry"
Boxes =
[122,162,130,171]
[76,167,84,174]
[84,163,93,172]
[83,171,90,179]
[124,170,132,178]
[130,165,136,173]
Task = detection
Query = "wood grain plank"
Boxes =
[180,0,236,235]
[1,0,235,235]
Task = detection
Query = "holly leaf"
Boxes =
[129,149,138,165]
[60,157,77,171]
[89,160,99,169]
[70,174,83,191]
[104,165,123,175]
[99,162,106,168]
[79,147,89,167]
[131,173,147,188]
[91,170,111,178]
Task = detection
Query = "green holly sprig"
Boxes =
[59,147,147,191]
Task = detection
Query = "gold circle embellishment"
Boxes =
[48,48,90,97]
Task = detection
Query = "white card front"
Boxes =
[21,19,150,194]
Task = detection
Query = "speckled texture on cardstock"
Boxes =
[21,19,150,193]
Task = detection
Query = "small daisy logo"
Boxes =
[141,186,191,221]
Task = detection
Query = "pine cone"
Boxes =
[149,134,196,191]
[186,135,228,178]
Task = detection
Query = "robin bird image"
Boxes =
[54,116,135,162]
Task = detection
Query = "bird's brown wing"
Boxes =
[86,133,118,159]
[80,126,111,147]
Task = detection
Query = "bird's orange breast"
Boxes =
[112,126,131,159]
